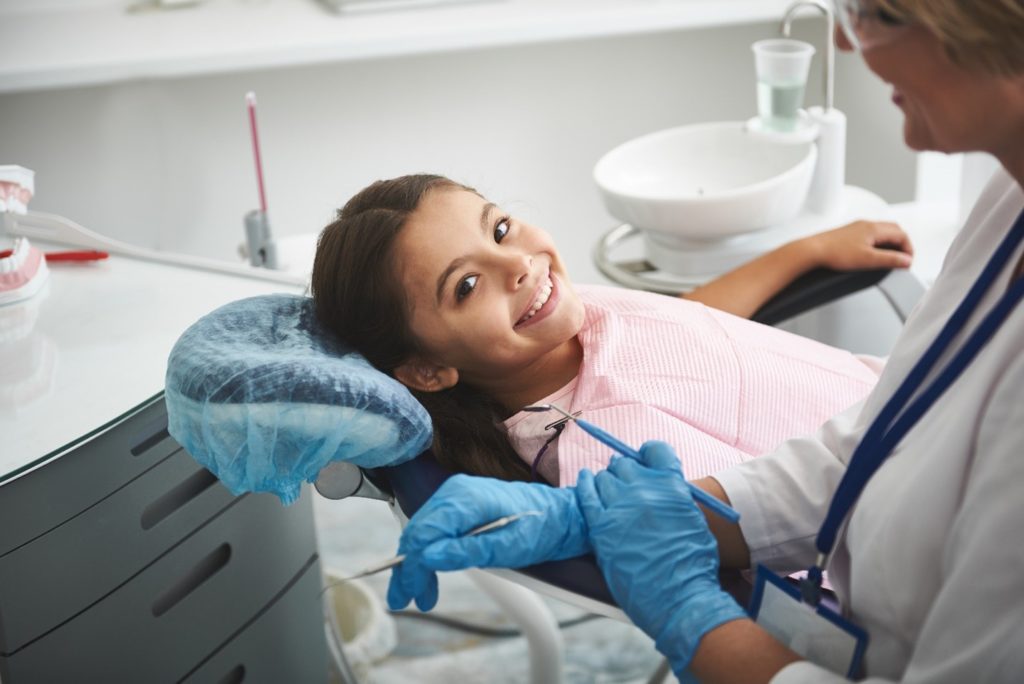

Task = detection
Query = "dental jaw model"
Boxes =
[0,237,49,307]
[0,170,55,406]
[0,165,33,215]
[0,167,49,306]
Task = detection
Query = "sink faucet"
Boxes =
[776,0,844,214]
[780,0,835,111]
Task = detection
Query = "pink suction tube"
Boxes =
[246,91,268,213]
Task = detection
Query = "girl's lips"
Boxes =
[514,274,559,329]
[892,90,904,106]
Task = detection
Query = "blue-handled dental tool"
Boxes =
[524,403,740,524]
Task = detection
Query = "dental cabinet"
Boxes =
[0,231,327,681]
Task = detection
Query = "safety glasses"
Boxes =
[831,0,909,50]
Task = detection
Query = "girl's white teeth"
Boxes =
[519,276,553,323]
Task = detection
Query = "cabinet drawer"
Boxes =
[0,395,180,557]
[0,489,318,682]
[181,558,327,684]
[0,447,237,652]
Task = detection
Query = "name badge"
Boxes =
[748,565,867,678]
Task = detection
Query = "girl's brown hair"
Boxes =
[311,174,533,482]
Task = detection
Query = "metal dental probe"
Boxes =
[523,403,741,523]
[338,510,544,581]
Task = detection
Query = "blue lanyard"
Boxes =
[801,207,1024,605]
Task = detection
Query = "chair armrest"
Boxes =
[750,266,891,327]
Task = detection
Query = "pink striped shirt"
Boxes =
[509,285,880,487]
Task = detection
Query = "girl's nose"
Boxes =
[501,252,532,289]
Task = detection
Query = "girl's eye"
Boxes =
[493,217,511,243]
[455,274,478,302]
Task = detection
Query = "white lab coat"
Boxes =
[715,167,1024,683]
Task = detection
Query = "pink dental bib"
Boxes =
[555,286,879,486]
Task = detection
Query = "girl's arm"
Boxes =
[681,220,913,318]
[689,619,804,683]
[692,476,751,569]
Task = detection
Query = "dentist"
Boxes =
[387,1,1024,681]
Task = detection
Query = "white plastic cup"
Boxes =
[752,39,816,132]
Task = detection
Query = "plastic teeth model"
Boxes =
[0,165,34,215]
[0,238,49,306]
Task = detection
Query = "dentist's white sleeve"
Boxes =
[707,167,1024,682]
[714,352,1024,683]
[712,398,866,573]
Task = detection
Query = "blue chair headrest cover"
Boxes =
[165,293,432,504]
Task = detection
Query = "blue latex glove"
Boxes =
[576,441,747,676]
[387,474,590,611]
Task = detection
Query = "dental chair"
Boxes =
[166,264,924,684]
[312,264,925,683]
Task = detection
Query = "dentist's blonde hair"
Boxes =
[877,0,1024,76]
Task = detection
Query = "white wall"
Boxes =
[0,18,913,284]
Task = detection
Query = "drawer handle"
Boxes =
[131,426,170,457]
[152,543,232,617]
[218,664,245,684]
[141,467,219,530]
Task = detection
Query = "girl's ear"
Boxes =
[394,358,459,393]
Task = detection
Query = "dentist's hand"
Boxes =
[387,474,590,611]
[576,442,747,676]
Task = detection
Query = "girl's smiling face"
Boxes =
[391,187,585,407]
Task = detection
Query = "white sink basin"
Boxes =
[593,121,817,240]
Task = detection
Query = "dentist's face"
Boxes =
[839,20,1024,157]
[394,188,585,388]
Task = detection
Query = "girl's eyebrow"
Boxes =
[479,201,497,232]
[434,202,498,305]
[435,256,467,305]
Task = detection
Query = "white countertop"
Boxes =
[0,237,303,484]
[0,0,793,94]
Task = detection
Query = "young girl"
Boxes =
[311,175,912,485]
